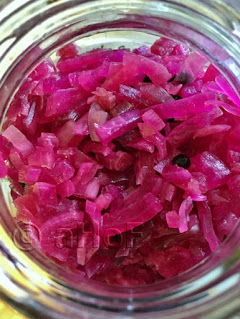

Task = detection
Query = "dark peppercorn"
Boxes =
[19,182,25,188]
[143,75,152,83]
[168,75,176,83]
[173,95,182,100]
[167,118,175,122]
[172,154,191,169]
[175,72,191,85]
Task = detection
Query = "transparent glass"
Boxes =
[1,0,240,318]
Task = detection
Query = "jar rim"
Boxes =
[1,1,240,318]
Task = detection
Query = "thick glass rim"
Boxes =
[1,1,240,318]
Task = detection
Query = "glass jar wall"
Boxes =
[1,1,240,318]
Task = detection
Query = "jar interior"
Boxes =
[1,0,240,317]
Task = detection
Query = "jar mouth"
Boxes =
[1,0,240,317]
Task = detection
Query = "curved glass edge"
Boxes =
[0,0,240,318]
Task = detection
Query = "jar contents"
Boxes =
[1,38,240,286]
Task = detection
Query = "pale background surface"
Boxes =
[0,301,27,319]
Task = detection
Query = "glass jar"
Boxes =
[1,0,240,318]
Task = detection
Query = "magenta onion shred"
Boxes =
[1,38,240,286]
